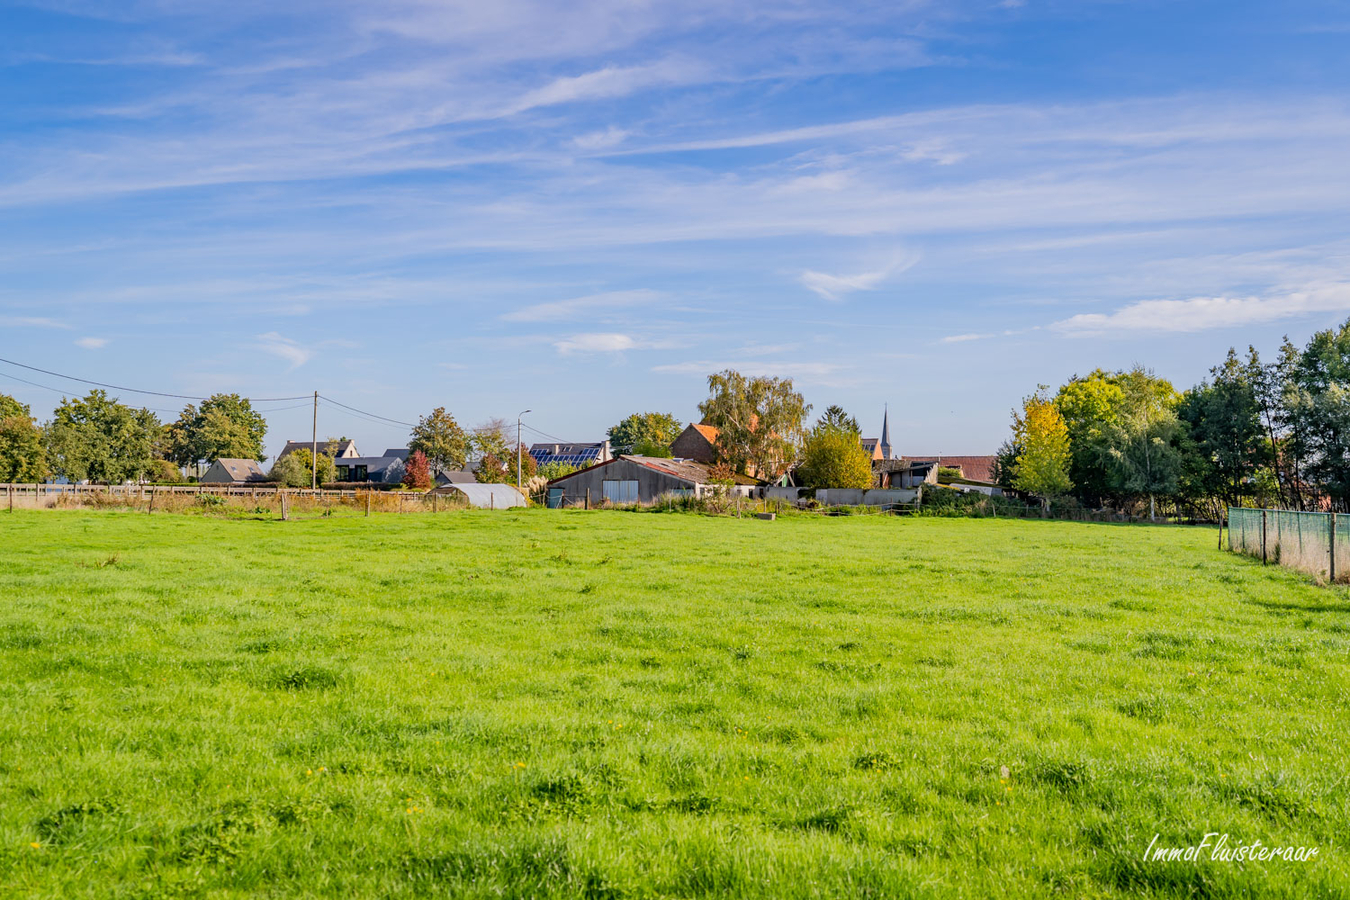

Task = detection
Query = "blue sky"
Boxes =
[2,0,1349,458]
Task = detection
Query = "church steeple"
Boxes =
[880,405,892,460]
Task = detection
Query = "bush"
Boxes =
[268,449,334,487]
[916,485,1033,517]
[537,461,577,481]
[631,439,672,458]
[797,428,873,489]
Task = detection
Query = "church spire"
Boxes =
[880,404,892,460]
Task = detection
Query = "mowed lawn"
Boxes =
[0,511,1347,899]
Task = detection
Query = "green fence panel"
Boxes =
[1228,507,1342,581]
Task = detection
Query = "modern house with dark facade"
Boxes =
[333,455,405,485]
[545,455,756,507]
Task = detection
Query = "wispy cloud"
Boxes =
[551,331,683,354]
[572,126,630,150]
[0,316,70,329]
[940,332,995,343]
[504,59,706,116]
[74,336,108,349]
[1052,282,1350,335]
[254,332,314,369]
[799,252,920,302]
[502,290,658,323]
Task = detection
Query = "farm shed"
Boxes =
[428,483,527,508]
[545,455,755,507]
[199,458,267,484]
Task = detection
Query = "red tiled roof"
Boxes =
[691,423,719,443]
[901,455,998,483]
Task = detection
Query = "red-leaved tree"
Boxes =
[403,450,433,490]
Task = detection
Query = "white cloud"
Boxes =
[1052,282,1350,335]
[254,331,314,369]
[502,289,657,323]
[553,332,638,354]
[940,332,994,343]
[503,59,705,116]
[75,336,108,348]
[572,126,630,150]
[799,252,920,302]
[0,316,70,329]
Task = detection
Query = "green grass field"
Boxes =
[1,510,1346,898]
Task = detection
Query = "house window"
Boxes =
[353,465,368,481]
[602,480,639,503]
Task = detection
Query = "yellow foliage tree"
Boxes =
[1013,389,1072,504]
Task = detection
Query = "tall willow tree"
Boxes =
[698,369,810,482]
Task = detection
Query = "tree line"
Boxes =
[0,368,875,490]
[999,317,1350,517]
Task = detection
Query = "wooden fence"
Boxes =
[0,482,468,516]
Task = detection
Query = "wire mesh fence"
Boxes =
[1227,507,1348,583]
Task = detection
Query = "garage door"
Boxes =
[602,479,639,503]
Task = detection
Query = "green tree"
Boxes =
[409,407,470,472]
[608,412,682,455]
[474,453,507,484]
[797,426,873,489]
[1105,367,1182,520]
[45,390,161,483]
[0,394,45,482]
[631,438,673,458]
[268,448,335,487]
[166,394,267,467]
[697,369,810,481]
[1283,319,1350,510]
[1012,389,1072,504]
[471,419,511,462]
[1055,371,1125,507]
[147,458,182,483]
[992,437,1020,490]
[537,461,577,481]
[1176,349,1266,512]
[815,405,860,434]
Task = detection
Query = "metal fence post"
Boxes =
[1261,509,1268,564]
[1330,513,1337,583]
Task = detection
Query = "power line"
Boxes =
[0,355,311,402]
[0,370,184,414]
[520,422,573,443]
[0,354,575,445]
[317,395,416,429]
[319,400,413,432]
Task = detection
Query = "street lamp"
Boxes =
[517,409,531,488]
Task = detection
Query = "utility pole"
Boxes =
[311,391,318,492]
[517,409,531,489]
